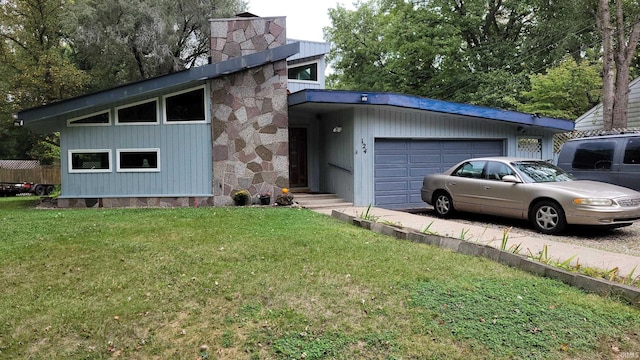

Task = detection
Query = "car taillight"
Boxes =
[23,183,31,189]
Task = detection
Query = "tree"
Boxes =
[596,0,640,130]
[65,0,246,90]
[0,0,89,162]
[517,57,602,119]
[325,0,610,113]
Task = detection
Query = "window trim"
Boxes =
[115,99,159,125]
[162,85,208,124]
[68,149,112,173]
[116,148,161,173]
[287,60,320,83]
[67,110,111,127]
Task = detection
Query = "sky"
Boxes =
[246,0,356,42]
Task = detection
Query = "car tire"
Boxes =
[34,184,45,196]
[531,200,566,235]
[433,192,455,218]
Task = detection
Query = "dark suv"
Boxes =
[556,133,640,191]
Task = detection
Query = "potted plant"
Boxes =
[275,188,294,206]
[232,189,250,206]
[258,191,271,205]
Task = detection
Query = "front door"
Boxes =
[289,128,308,188]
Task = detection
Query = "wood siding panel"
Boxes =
[61,124,211,198]
[352,107,550,206]
[318,110,354,201]
[576,77,640,130]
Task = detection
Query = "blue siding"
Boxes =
[61,124,212,197]
[374,139,504,209]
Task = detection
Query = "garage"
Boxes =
[374,139,504,209]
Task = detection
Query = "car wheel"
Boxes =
[531,200,566,234]
[433,192,455,218]
[34,184,45,196]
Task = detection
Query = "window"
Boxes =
[623,138,640,164]
[69,150,111,173]
[571,141,616,170]
[452,161,485,179]
[68,111,110,127]
[164,87,206,123]
[117,149,160,172]
[484,161,515,180]
[288,62,318,81]
[116,100,158,124]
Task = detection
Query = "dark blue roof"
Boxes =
[17,42,300,131]
[289,89,574,132]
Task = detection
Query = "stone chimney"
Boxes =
[209,16,290,206]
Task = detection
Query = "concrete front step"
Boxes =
[293,193,353,209]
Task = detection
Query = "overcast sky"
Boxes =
[246,0,356,42]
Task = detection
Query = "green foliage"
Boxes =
[518,57,602,120]
[64,0,246,89]
[326,0,609,114]
[0,0,88,163]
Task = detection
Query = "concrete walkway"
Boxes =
[312,205,640,279]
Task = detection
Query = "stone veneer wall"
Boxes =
[210,17,290,206]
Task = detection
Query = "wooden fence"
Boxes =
[0,167,61,184]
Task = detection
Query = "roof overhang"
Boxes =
[289,89,575,132]
[16,42,300,133]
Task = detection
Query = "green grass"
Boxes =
[1,196,640,359]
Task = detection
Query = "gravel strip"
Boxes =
[417,210,640,258]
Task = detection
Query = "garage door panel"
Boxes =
[442,141,473,151]
[375,168,408,178]
[375,181,408,191]
[374,139,503,210]
[375,154,408,163]
[409,142,442,151]
[376,194,410,207]
[409,154,441,163]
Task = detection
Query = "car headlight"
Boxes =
[573,198,615,206]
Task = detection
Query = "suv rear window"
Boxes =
[571,141,616,169]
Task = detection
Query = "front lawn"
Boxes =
[1,196,639,359]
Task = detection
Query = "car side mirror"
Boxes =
[501,175,521,183]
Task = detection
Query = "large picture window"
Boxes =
[117,149,160,172]
[68,111,111,127]
[288,62,318,81]
[164,87,206,123]
[69,150,112,173]
[116,100,158,124]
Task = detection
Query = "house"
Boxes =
[16,14,574,210]
[575,77,640,131]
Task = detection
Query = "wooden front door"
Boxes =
[288,128,308,188]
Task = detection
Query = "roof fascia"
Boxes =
[289,89,574,132]
[17,42,300,126]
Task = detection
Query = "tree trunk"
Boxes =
[597,0,614,130]
[612,0,640,129]
[596,0,640,131]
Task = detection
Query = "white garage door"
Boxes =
[374,139,504,209]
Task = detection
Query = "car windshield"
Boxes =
[512,161,575,183]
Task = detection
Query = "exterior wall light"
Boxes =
[332,126,342,133]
